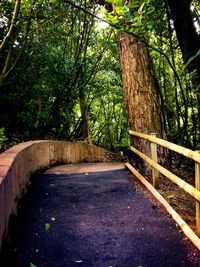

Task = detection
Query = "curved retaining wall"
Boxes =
[0,140,107,249]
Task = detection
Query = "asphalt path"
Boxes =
[1,163,200,267]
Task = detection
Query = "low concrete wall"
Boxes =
[0,140,106,249]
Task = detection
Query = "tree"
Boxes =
[117,31,163,158]
[165,0,200,79]
[99,0,163,159]
[0,0,35,88]
[1,0,199,156]
[165,0,200,142]
[0,0,128,151]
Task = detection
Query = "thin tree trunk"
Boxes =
[80,96,91,144]
[34,93,42,129]
[117,32,163,161]
[0,0,21,53]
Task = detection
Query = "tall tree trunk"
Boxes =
[166,0,200,140]
[166,0,200,77]
[117,32,163,160]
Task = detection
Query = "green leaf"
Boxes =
[105,0,122,4]
[138,2,145,12]
[109,15,119,24]
[44,223,51,231]
[121,137,130,147]
[146,6,155,14]
[127,0,140,9]
[115,6,125,15]
[146,23,153,30]
[49,0,58,4]
[0,128,7,143]
[30,263,37,267]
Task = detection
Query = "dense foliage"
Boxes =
[0,0,199,152]
[0,0,128,151]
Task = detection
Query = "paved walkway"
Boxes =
[1,163,200,267]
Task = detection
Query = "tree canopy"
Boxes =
[0,0,199,153]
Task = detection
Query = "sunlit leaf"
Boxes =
[128,0,140,9]
[49,0,58,3]
[105,0,122,4]
[115,6,125,15]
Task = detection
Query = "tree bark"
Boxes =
[117,31,163,160]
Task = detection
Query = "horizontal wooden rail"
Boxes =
[125,163,200,251]
[130,146,200,203]
[129,130,200,164]
[127,130,200,251]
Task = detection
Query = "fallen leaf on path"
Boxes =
[44,223,51,231]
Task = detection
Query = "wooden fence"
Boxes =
[125,130,200,251]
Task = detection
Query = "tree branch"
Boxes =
[64,0,185,98]
[0,0,21,53]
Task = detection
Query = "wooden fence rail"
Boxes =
[126,130,200,251]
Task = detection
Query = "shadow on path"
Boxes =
[0,163,200,267]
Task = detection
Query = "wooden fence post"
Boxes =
[150,133,159,188]
[195,151,200,236]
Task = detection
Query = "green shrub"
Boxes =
[0,128,7,144]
